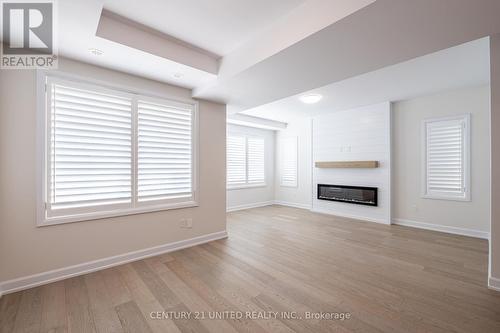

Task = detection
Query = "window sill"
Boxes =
[227,183,267,191]
[421,194,470,202]
[38,201,199,227]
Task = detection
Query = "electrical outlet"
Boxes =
[180,218,193,229]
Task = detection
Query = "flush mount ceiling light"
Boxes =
[299,93,322,104]
[88,48,103,56]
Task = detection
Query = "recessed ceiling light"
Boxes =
[89,48,103,56]
[172,72,184,79]
[299,93,322,104]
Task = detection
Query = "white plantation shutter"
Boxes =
[227,135,266,188]
[137,99,193,202]
[48,82,133,214]
[281,137,298,187]
[227,136,246,186]
[247,137,265,184]
[42,76,198,224]
[423,115,470,200]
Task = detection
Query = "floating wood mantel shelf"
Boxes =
[315,161,379,168]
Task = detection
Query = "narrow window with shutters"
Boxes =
[247,137,265,184]
[280,137,298,187]
[137,99,193,203]
[422,115,470,201]
[42,77,197,225]
[227,136,247,187]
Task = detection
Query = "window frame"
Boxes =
[226,134,266,190]
[421,114,471,202]
[36,71,199,227]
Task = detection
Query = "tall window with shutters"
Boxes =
[422,115,470,201]
[227,136,246,186]
[40,76,198,225]
[137,98,193,203]
[227,135,265,188]
[247,137,265,184]
[280,136,298,187]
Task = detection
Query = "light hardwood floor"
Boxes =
[1,205,500,332]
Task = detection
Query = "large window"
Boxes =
[422,115,470,201]
[227,135,265,188]
[39,76,197,225]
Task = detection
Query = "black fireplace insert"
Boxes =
[317,184,378,206]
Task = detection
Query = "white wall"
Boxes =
[241,85,490,243]
[274,119,312,209]
[393,85,491,235]
[311,102,392,224]
[0,58,226,284]
[226,124,275,211]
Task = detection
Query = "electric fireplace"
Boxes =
[317,184,378,206]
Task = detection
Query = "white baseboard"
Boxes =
[392,218,489,239]
[310,207,390,225]
[0,231,228,297]
[226,201,274,212]
[273,201,312,210]
[489,276,500,292]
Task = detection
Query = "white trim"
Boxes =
[36,69,197,106]
[227,114,287,131]
[132,96,139,208]
[488,276,500,292]
[41,201,199,227]
[36,71,47,230]
[273,201,312,210]
[226,201,274,212]
[392,218,489,239]
[421,114,471,202]
[311,208,389,224]
[226,200,312,212]
[0,231,227,297]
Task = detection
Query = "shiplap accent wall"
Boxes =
[312,102,391,224]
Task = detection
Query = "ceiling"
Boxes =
[242,38,491,122]
[195,0,500,112]
[103,0,305,56]
[56,0,221,89]
[28,0,500,111]
[52,0,374,89]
